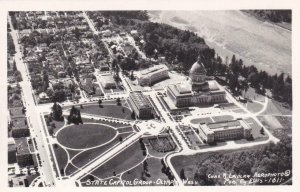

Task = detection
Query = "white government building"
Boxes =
[136,64,169,86]
[166,60,226,108]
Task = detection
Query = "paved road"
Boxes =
[8,16,56,186]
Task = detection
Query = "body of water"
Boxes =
[148,10,291,76]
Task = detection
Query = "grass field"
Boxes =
[245,102,263,113]
[190,117,213,124]
[121,157,170,186]
[261,99,292,115]
[56,123,117,149]
[211,115,234,122]
[244,117,267,139]
[53,144,68,176]
[44,115,65,134]
[257,115,292,140]
[80,104,133,120]
[65,163,78,176]
[89,141,146,179]
[71,132,133,168]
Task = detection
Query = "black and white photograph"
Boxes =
[2,0,299,191]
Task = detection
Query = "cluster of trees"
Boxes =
[243,10,292,23]
[161,159,175,185]
[67,106,83,125]
[203,54,292,106]
[137,22,215,71]
[193,137,292,185]
[7,33,16,55]
[100,11,149,23]
[51,102,63,121]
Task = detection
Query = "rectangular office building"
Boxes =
[128,91,153,119]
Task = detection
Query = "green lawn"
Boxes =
[245,102,263,113]
[65,163,78,176]
[211,115,234,122]
[80,104,133,120]
[122,157,170,186]
[53,144,69,176]
[71,132,133,168]
[56,123,117,149]
[190,117,213,124]
[90,141,146,179]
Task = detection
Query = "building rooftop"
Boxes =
[129,91,152,109]
[15,138,30,156]
[190,61,206,75]
[100,74,116,85]
[136,64,168,79]
[207,120,241,130]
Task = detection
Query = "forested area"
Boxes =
[191,137,292,185]
[243,10,292,23]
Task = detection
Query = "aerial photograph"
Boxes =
[7,10,292,187]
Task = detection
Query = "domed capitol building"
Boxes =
[166,60,227,108]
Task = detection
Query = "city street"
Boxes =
[8,16,56,186]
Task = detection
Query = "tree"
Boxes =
[67,106,83,125]
[119,136,123,142]
[51,102,63,121]
[131,111,136,119]
[180,168,186,180]
[260,127,265,135]
[116,98,121,105]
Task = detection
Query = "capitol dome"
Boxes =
[190,61,206,75]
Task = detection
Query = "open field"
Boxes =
[257,115,292,139]
[89,141,146,179]
[121,157,170,186]
[56,123,117,149]
[80,104,133,120]
[243,87,265,102]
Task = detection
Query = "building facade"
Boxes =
[196,119,252,144]
[127,91,153,119]
[166,60,226,107]
[100,74,117,89]
[136,64,169,86]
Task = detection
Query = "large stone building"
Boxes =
[166,60,226,107]
[15,138,34,167]
[136,64,169,86]
[127,91,153,119]
[196,119,252,144]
